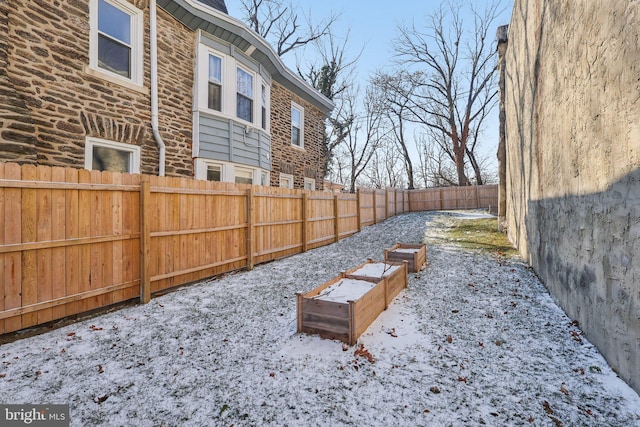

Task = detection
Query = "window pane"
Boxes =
[98,0,131,44]
[209,55,221,82]
[98,34,131,78]
[261,85,267,130]
[237,94,253,122]
[291,108,300,127]
[92,145,131,173]
[207,165,221,181]
[208,82,221,111]
[292,126,300,146]
[235,170,253,184]
[237,68,253,98]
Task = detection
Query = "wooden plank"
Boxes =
[50,167,67,321]
[246,187,254,270]
[301,193,307,252]
[1,163,22,332]
[64,167,80,317]
[0,163,4,332]
[101,171,114,307]
[88,170,104,311]
[20,164,38,328]
[140,177,151,303]
[333,194,339,242]
[111,172,125,303]
[77,169,92,313]
[36,166,53,324]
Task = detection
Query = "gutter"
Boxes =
[150,0,166,176]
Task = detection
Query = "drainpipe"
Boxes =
[150,0,166,176]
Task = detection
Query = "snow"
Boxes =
[314,278,376,302]
[349,262,400,278]
[1,210,639,426]
[392,247,421,254]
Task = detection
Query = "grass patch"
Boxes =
[444,217,518,256]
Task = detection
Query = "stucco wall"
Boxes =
[504,0,640,393]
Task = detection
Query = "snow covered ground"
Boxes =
[1,210,639,426]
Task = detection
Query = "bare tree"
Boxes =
[363,138,405,189]
[390,0,503,186]
[372,72,416,189]
[239,0,338,57]
[335,85,386,193]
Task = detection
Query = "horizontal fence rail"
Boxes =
[0,162,497,334]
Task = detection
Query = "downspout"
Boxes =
[150,0,166,176]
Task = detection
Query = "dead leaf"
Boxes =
[429,386,441,394]
[478,342,484,347]
[342,343,349,351]
[457,376,467,383]
[548,415,563,426]
[446,335,453,344]
[387,328,398,338]
[67,332,75,337]
[95,394,109,404]
[560,384,569,396]
[423,409,430,413]
[543,401,554,415]
[495,340,503,346]
[354,344,375,363]
[90,325,103,331]
[98,365,104,374]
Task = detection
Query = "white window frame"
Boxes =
[291,102,304,149]
[303,178,316,191]
[207,53,224,112]
[88,0,143,87]
[279,173,294,189]
[196,43,269,133]
[84,137,141,173]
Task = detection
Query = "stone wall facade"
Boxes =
[504,0,640,393]
[269,81,325,190]
[0,0,195,176]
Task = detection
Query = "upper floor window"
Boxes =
[237,67,254,123]
[261,84,268,130]
[90,0,143,86]
[291,102,304,148]
[85,137,140,174]
[208,54,223,111]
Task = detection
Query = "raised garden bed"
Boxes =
[296,260,408,345]
[384,242,427,272]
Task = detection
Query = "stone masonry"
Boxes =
[269,81,325,190]
[503,0,640,393]
[0,0,195,176]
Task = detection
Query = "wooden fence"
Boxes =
[0,162,497,334]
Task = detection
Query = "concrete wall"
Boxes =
[504,0,640,393]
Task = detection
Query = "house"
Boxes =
[0,0,333,190]
[500,0,640,394]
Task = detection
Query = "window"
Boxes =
[208,54,222,111]
[206,164,222,181]
[235,168,253,184]
[279,173,294,189]
[291,102,304,148]
[261,84,268,130]
[259,171,269,186]
[85,137,140,173]
[237,67,253,123]
[90,0,143,85]
[304,178,316,191]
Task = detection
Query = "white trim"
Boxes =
[279,173,294,189]
[303,177,316,191]
[194,158,269,185]
[291,101,304,149]
[89,0,144,87]
[85,137,141,173]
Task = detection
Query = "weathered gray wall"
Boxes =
[504,0,640,393]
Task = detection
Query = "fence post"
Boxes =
[302,192,308,252]
[356,188,362,231]
[140,176,151,304]
[247,187,254,270]
[373,191,377,224]
[334,194,340,242]
[385,188,389,220]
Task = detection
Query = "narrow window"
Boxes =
[237,68,253,122]
[208,54,222,111]
[85,138,140,173]
[291,103,304,148]
[235,168,253,184]
[261,84,267,130]
[207,164,222,181]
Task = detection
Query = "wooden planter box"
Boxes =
[296,260,408,345]
[384,242,427,272]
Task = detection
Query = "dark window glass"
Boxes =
[208,82,221,111]
[207,166,221,181]
[97,0,132,78]
[237,68,253,122]
[237,94,253,122]
[98,35,131,78]
[92,146,131,172]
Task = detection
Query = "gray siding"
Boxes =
[198,114,270,170]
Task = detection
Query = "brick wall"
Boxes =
[0,0,194,176]
[269,81,325,189]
